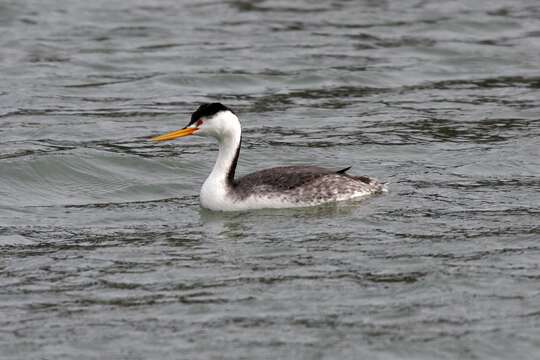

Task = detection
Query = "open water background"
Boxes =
[1,0,540,359]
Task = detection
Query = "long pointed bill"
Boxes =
[151,127,197,142]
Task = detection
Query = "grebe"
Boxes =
[152,103,384,211]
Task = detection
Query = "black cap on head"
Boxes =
[188,103,234,126]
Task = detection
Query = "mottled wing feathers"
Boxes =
[233,165,360,194]
[231,165,383,203]
[234,166,326,191]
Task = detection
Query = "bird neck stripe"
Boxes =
[227,136,241,187]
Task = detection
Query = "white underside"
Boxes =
[200,184,377,211]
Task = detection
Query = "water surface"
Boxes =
[1,0,540,359]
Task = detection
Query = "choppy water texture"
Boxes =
[1,0,540,359]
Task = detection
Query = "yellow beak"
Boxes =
[151,127,197,142]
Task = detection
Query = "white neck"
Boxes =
[200,121,241,210]
[208,130,241,186]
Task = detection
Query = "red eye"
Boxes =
[196,119,204,127]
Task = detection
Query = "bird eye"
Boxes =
[196,119,204,127]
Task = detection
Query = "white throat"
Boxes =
[199,112,241,210]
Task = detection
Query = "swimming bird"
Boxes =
[152,103,384,211]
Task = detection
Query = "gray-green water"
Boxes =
[1,1,540,359]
